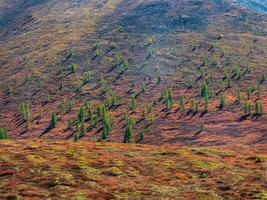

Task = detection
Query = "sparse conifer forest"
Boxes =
[0,0,266,199]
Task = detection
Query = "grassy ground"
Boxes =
[0,1,266,147]
[0,140,266,200]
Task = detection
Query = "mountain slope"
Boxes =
[233,0,267,15]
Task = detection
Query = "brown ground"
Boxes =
[0,140,266,200]
[0,0,266,146]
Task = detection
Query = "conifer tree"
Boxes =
[73,134,79,142]
[80,121,86,137]
[50,112,57,128]
[200,84,209,98]
[110,93,116,108]
[77,107,85,123]
[0,128,8,140]
[255,101,263,115]
[206,72,212,85]
[95,48,101,57]
[237,69,242,81]
[105,96,111,108]
[91,114,98,126]
[178,96,185,114]
[190,99,195,111]
[139,130,144,141]
[165,88,173,110]
[130,97,137,113]
[113,55,121,65]
[219,94,225,109]
[59,98,65,113]
[68,119,72,130]
[101,107,111,141]
[67,100,75,113]
[18,102,30,129]
[71,63,77,73]
[148,112,155,126]
[124,118,135,143]
[83,71,92,85]
[157,76,161,85]
[194,101,199,113]
[96,105,103,118]
[243,101,251,116]
[246,65,251,74]
[59,81,64,90]
[260,74,266,83]
[200,68,205,79]
[104,82,109,94]
[160,88,166,101]
[87,108,93,122]
[236,89,241,104]
[141,81,146,93]
[84,101,90,112]
[100,75,105,86]
[188,77,193,89]
[209,87,215,98]
[220,80,224,92]
[223,67,229,80]
[121,60,129,73]
[232,64,241,80]
[179,96,184,108]
[142,106,146,119]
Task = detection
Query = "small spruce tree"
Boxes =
[194,101,199,113]
[139,130,144,141]
[236,89,241,104]
[255,101,263,116]
[243,101,251,116]
[101,107,111,141]
[124,118,135,143]
[219,94,225,109]
[260,74,266,83]
[80,121,86,137]
[77,107,85,123]
[141,81,146,93]
[71,63,77,73]
[73,134,79,142]
[0,128,9,140]
[166,88,173,110]
[50,112,57,128]
[130,97,137,113]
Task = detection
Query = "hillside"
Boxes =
[0,140,266,199]
[0,0,266,146]
[233,0,267,15]
[0,1,267,200]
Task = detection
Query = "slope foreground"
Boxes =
[0,0,266,146]
[0,140,266,200]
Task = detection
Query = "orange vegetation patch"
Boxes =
[0,140,266,199]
